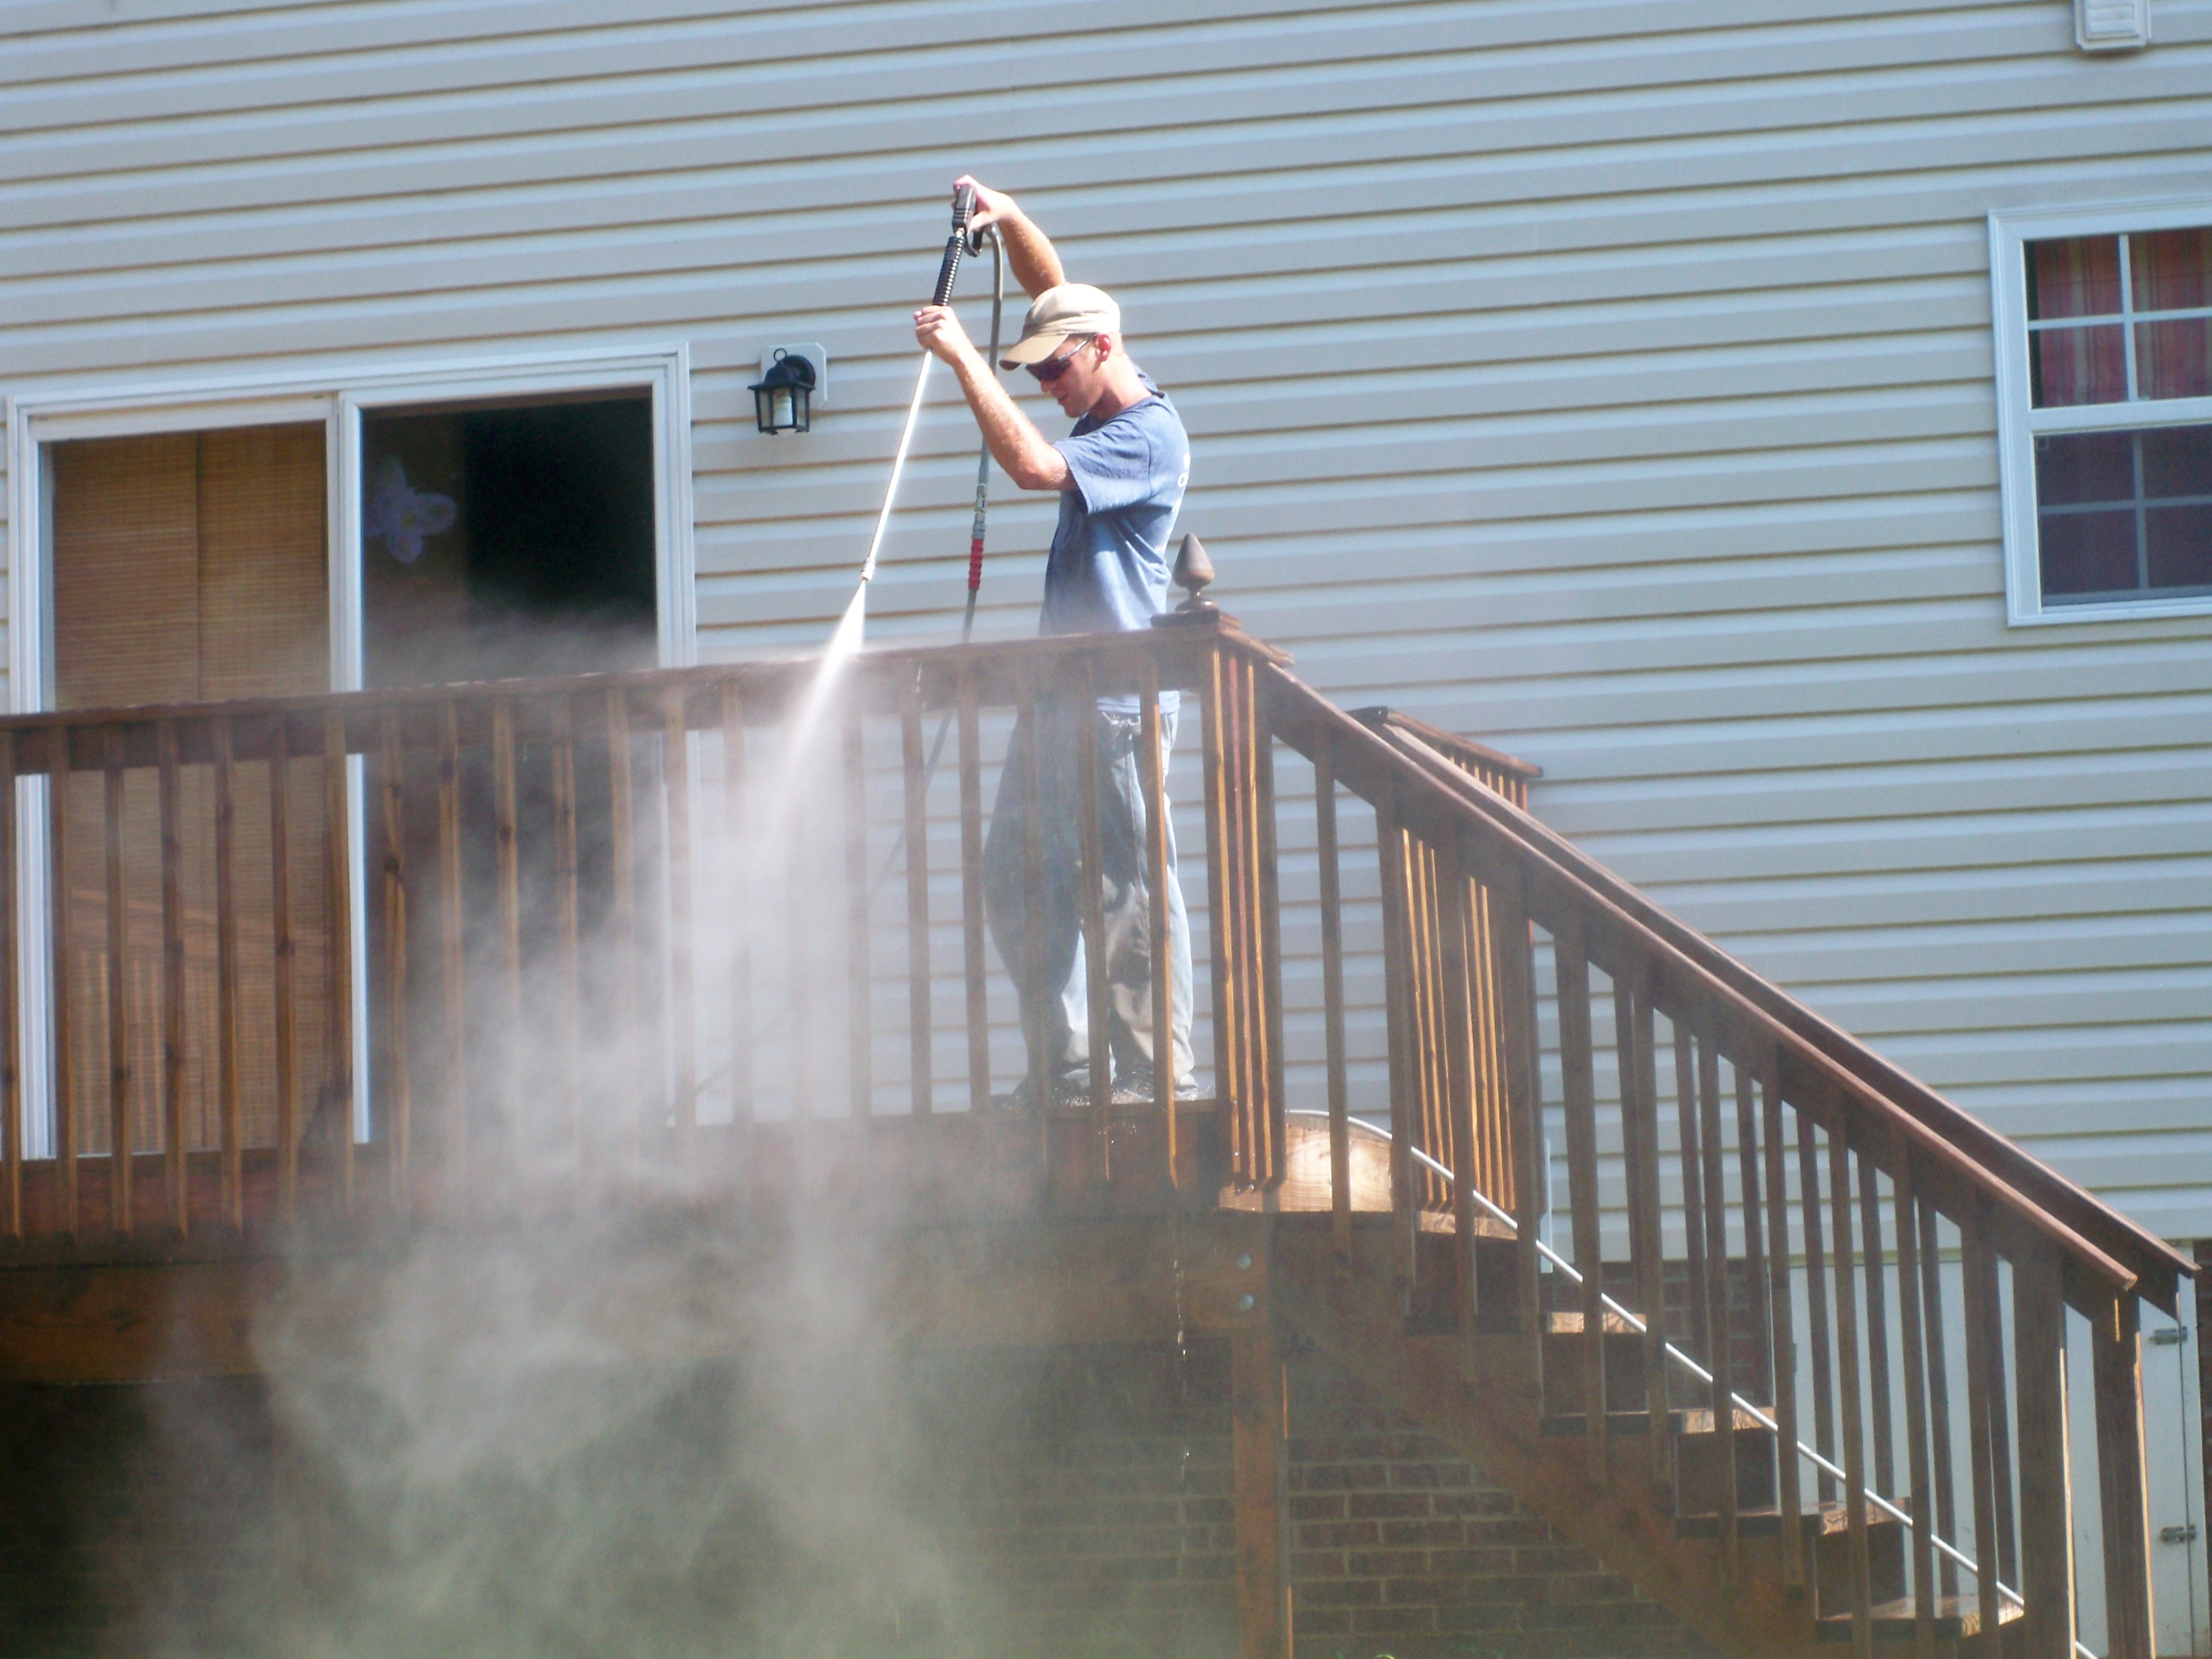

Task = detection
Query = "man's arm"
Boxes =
[914,305,1074,491]
[956,176,1064,300]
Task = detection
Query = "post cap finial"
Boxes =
[1173,534,1216,611]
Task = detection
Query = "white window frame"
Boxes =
[1990,199,2212,626]
[3,345,696,1153]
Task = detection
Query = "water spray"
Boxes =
[855,183,985,594]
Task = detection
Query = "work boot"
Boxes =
[1108,1065,1201,1107]
[990,1073,1091,1113]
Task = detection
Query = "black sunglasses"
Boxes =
[1028,334,1098,383]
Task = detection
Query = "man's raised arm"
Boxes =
[955,176,1065,300]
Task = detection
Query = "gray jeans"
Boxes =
[984,700,1195,1088]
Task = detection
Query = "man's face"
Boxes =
[1034,333,1111,419]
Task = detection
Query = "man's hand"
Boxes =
[950,173,1064,298]
[914,304,978,368]
[954,175,1016,237]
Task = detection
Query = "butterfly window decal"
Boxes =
[363,456,458,565]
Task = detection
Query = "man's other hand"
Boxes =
[914,304,976,367]
[954,175,1015,236]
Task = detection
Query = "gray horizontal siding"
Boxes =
[1,0,2208,1235]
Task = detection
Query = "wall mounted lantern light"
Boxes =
[751,348,817,434]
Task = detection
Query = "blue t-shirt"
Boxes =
[1046,374,1189,713]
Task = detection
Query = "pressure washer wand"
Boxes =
[856,186,978,588]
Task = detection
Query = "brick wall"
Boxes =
[0,1343,1710,1659]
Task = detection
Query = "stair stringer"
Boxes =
[1274,1231,1817,1659]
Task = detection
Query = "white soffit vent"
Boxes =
[2077,0,2151,51]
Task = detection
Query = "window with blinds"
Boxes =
[47,423,333,1158]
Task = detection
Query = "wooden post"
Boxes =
[322,709,354,1211]
[1141,670,1179,1185]
[438,703,468,1210]
[50,726,78,1238]
[102,726,131,1235]
[214,719,243,1232]
[956,672,989,1115]
[1312,728,1347,1252]
[1555,924,1606,1485]
[663,687,696,1151]
[899,683,933,1119]
[1761,1051,1806,1587]
[0,731,18,1241]
[1231,1309,1291,1659]
[379,712,412,1217]
[2094,1291,2154,1659]
[2013,1242,2075,1659]
[156,720,186,1235]
[270,717,298,1225]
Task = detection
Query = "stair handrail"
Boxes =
[1334,688,2193,1317]
[1257,655,2143,1308]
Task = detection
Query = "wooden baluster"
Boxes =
[438,703,468,1211]
[1141,669,1179,1187]
[1827,1116,1875,1659]
[1696,1026,1737,1579]
[663,688,696,1153]
[1494,873,1544,1395]
[1918,1199,1960,1600]
[102,726,132,1235]
[1858,1150,1896,1503]
[269,717,298,1227]
[1555,924,1606,1484]
[606,689,640,1154]
[50,725,78,1238]
[1798,1105,1838,1503]
[50,728,78,1238]
[720,685,754,1141]
[323,709,354,1212]
[1199,652,1236,1153]
[0,732,17,1241]
[956,672,988,1116]
[1019,682,1050,1128]
[156,722,186,1235]
[1761,1053,1806,1587]
[2012,1242,2074,1659]
[551,699,582,1197]
[1312,726,1347,1252]
[2093,1292,2153,1659]
[1982,1243,2020,1596]
[1250,660,1287,1193]
[492,700,524,1184]
[379,712,412,1217]
[785,720,816,1127]
[1959,1207,2003,1643]
[213,720,242,1232]
[1375,797,1419,1309]
[899,680,933,1119]
[843,700,871,1122]
[1436,831,1480,1339]
[1675,1022,1711,1362]
[1407,839,1444,1211]
[1890,1151,1937,1658]
[1616,965,1667,1467]
[1074,663,1113,1176]
[1734,1064,1773,1406]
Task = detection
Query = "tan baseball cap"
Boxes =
[999,283,1121,367]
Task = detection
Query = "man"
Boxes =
[914,176,1195,1110]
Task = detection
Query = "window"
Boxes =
[1990,204,2212,623]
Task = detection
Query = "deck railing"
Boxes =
[0,616,2186,1655]
[1256,636,2191,1659]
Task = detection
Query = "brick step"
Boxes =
[1814,1594,2021,1642]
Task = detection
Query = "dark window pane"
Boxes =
[2145,504,2212,591]
[2034,430,2135,506]
[2140,424,2212,500]
[2136,317,2212,401]
[2031,323,2127,406]
[2039,509,2139,597]
[2131,227,2212,313]
[2028,235,2122,320]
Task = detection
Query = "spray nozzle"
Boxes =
[951,183,977,230]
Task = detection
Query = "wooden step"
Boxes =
[1814,1594,2021,1641]
[1402,1231,1524,1335]
[1670,1407,1778,1516]
[1681,1503,1908,1620]
[1539,1310,1650,1415]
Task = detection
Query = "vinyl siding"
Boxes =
[1,0,2208,1232]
